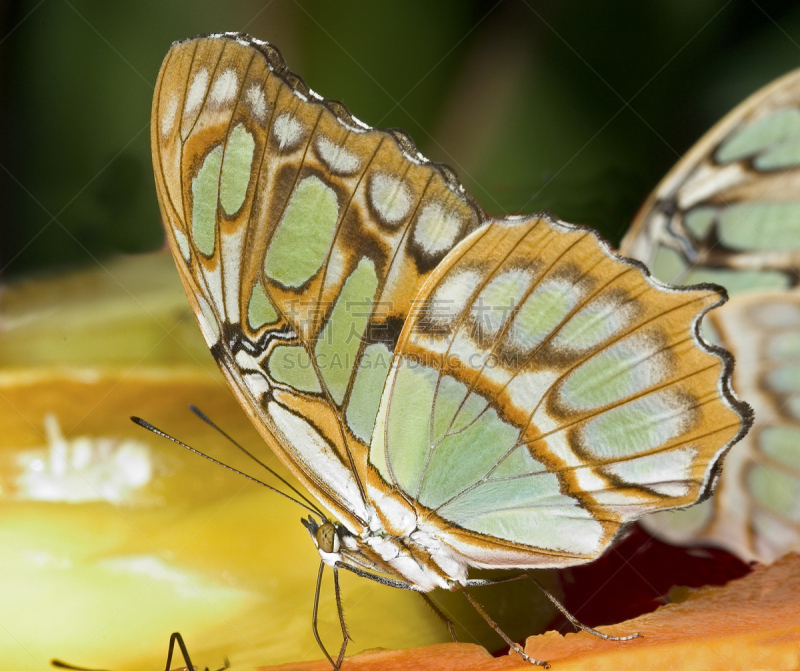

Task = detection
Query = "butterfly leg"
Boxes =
[332,565,352,668]
[523,572,640,642]
[419,593,458,642]
[466,573,641,642]
[335,561,420,589]
[164,632,194,671]
[313,560,344,671]
[50,632,216,671]
[332,563,464,652]
[459,587,550,668]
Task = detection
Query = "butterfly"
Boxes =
[50,631,228,671]
[150,32,750,667]
[621,68,800,564]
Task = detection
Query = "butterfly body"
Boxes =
[151,32,749,657]
[303,516,467,592]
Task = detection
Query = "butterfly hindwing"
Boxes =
[367,214,747,568]
[647,291,800,562]
[152,34,483,530]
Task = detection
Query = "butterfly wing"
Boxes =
[646,292,800,563]
[621,67,800,292]
[151,34,483,532]
[365,214,748,569]
[621,68,800,562]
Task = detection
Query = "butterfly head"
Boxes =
[302,515,342,559]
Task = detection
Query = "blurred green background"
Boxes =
[2,0,800,279]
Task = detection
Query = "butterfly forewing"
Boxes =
[368,214,747,568]
[152,34,483,531]
[621,68,800,563]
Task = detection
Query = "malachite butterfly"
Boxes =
[151,33,750,666]
[622,68,800,565]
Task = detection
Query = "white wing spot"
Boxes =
[605,447,697,497]
[244,372,270,398]
[173,227,191,262]
[246,83,267,120]
[370,174,412,226]
[559,332,672,411]
[160,96,179,139]
[315,135,360,175]
[506,370,559,411]
[185,69,209,116]
[413,202,462,256]
[210,69,239,104]
[273,113,303,151]
[582,390,696,460]
[424,267,482,328]
[553,294,637,353]
[234,349,260,370]
[473,268,531,338]
[506,278,582,354]
[196,294,221,346]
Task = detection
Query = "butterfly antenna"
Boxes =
[130,416,324,518]
[187,405,325,516]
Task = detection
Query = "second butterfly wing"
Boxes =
[621,67,800,562]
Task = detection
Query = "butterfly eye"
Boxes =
[316,523,339,554]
